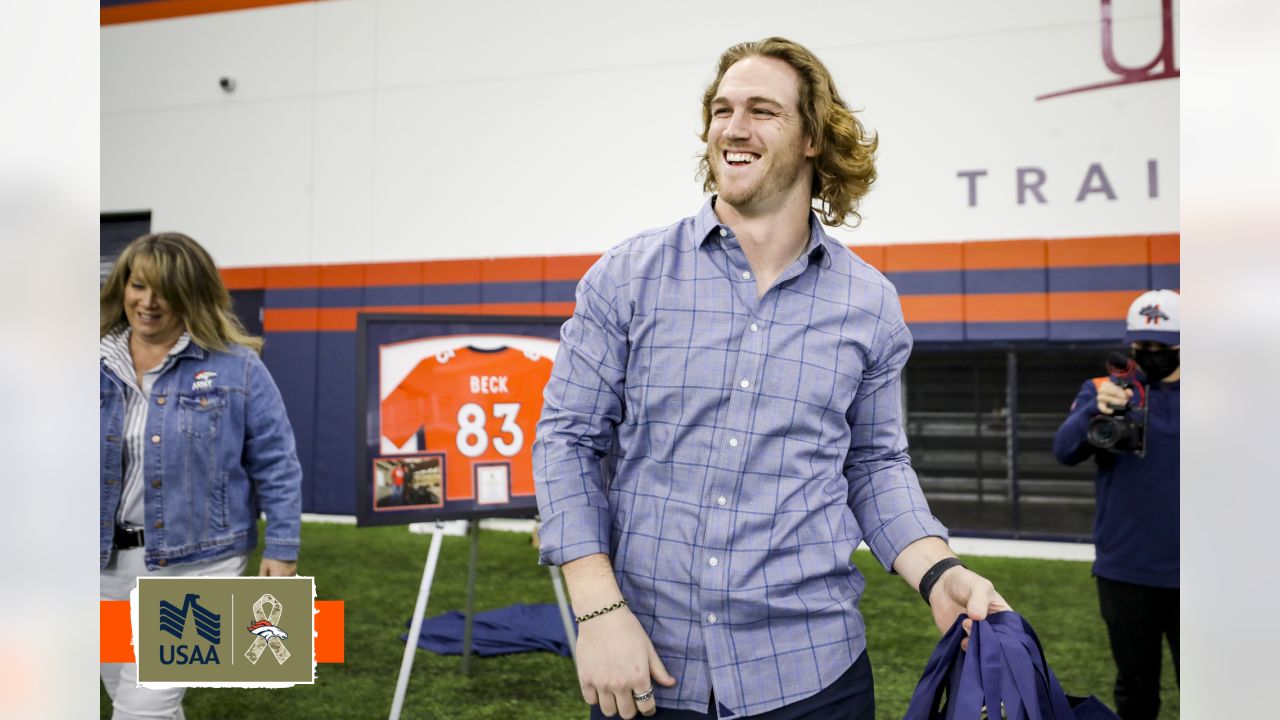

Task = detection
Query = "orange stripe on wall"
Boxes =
[900,295,964,323]
[1047,235,1148,268]
[263,303,556,332]
[544,255,600,282]
[964,293,1047,322]
[102,0,312,25]
[1047,291,1140,321]
[220,267,265,291]
[885,243,964,272]
[422,259,482,285]
[321,264,366,288]
[482,257,547,284]
[100,599,344,662]
[265,265,321,289]
[847,245,886,272]
[214,234,1177,291]
[963,239,1046,271]
[1149,234,1179,265]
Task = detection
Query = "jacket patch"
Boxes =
[192,371,217,392]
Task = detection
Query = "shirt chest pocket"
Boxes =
[178,392,227,438]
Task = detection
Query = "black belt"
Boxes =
[113,524,145,550]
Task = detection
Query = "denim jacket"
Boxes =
[100,339,302,570]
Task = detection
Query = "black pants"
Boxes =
[1096,576,1179,720]
[589,650,873,720]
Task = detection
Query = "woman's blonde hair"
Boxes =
[100,232,263,354]
[697,37,878,227]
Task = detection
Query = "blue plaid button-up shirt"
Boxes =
[534,199,948,718]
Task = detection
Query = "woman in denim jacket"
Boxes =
[99,233,302,719]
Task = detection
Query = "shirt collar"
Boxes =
[692,195,833,269]
[100,326,198,363]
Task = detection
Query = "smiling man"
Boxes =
[534,38,1009,720]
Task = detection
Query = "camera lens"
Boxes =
[1087,416,1126,449]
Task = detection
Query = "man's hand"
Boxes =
[1096,380,1133,415]
[894,537,1012,650]
[258,558,297,576]
[576,605,676,718]
[926,565,1011,650]
[562,553,678,717]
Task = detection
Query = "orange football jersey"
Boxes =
[380,346,553,500]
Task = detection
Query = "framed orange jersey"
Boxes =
[356,315,564,526]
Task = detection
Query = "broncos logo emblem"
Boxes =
[1138,304,1170,325]
[246,619,288,641]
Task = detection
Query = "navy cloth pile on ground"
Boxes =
[403,603,574,658]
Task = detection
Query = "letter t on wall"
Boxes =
[957,170,987,207]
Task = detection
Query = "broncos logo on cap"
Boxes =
[1138,304,1170,325]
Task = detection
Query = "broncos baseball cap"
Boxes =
[1123,289,1180,345]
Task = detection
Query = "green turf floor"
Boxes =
[102,521,1178,719]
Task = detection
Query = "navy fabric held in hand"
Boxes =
[903,611,1118,720]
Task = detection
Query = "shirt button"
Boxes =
[151,435,161,444]
[156,396,166,406]
[154,520,164,529]
[719,227,728,237]
[200,397,209,408]
[750,323,759,332]
[157,559,168,567]
[717,496,727,506]
[151,480,161,489]
[728,438,738,448]
[742,271,751,280]
[709,557,719,567]
[707,613,717,624]
[739,379,750,389]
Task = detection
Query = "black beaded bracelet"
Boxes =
[919,557,965,605]
[576,598,628,624]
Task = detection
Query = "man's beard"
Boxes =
[713,146,808,210]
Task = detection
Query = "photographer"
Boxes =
[1053,289,1180,720]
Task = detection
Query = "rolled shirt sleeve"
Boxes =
[534,251,631,566]
[843,287,948,571]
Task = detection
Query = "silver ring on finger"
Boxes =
[632,687,655,703]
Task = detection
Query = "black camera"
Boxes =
[1085,352,1147,457]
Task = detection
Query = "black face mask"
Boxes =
[1133,347,1180,382]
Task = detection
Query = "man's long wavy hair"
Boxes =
[697,37,878,227]
[100,232,263,354]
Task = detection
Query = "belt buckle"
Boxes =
[114,524,143,550]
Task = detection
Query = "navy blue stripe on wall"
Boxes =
[964,269,1048,294]
[908,323,965,342]
[1049,320,1128,342]
[885,271,962,295]
[1151,263,1179,289]
[1049,265,1150,292]
[966,321,1049,341]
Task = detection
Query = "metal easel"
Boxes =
[388,520,577,720]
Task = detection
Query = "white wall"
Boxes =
[102,0,1179,267]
